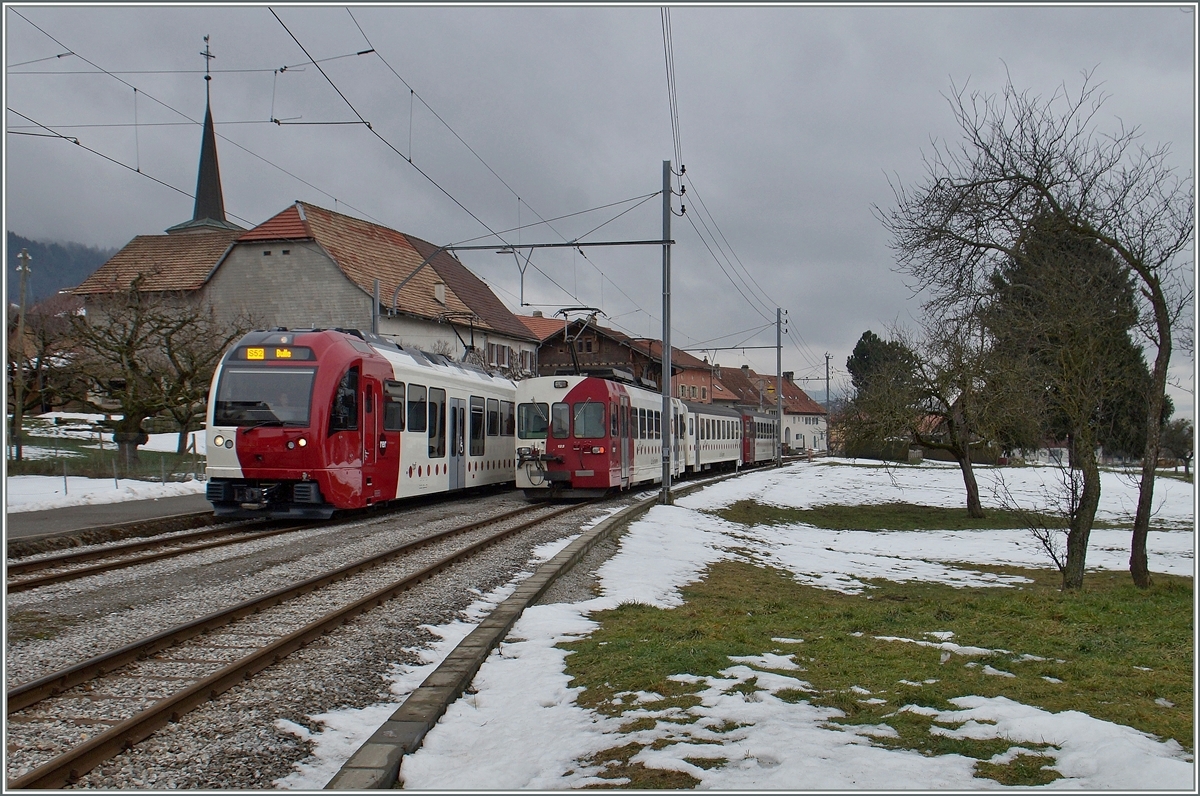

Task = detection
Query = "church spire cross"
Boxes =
[167,34,242,233]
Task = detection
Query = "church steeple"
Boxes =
[168,35,242,234]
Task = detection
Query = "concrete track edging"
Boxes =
[325,475,734,790]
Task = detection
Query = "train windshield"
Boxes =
[214,367,317,426]
[517,402,549,439]
[573,401,605,439]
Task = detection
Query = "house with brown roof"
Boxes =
[716,364,827,452]
[517,313,735,404]
[204,202,539,374]
[74,84,537,376]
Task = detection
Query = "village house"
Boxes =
[74,89,538,376]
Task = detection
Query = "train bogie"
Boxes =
[206,329,516,518]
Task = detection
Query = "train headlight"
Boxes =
[224,438,233,449]
[298,437,307,447]
[213,435,225,447]
[287,440,296,450]
[517,447,532,457]
[590,446,605,454]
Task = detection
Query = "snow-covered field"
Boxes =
[274,458,1195,790]
[5,412,207,513]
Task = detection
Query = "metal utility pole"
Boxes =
[776,307,782,467]
[825,352,831,411]
[660,160,673,505]
[11,249,32,461]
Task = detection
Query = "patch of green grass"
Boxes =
[975,752,1062,785]
[560,560,1192,787]
[713,499,1085,531]
[8,417,204,480]
[579,742,701,789]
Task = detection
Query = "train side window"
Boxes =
[329,367,359,433]
[500,400,516,436]
[638,408,646,439]
[551,402,571,438]
[428,388,446,457]
[486,398,500,436]
[470,396,485,455]
[383,381,405,431]
[610,403,619,437]
[653,411,660,440]
[689,417,693,437]
[573,402,605,439]
[407,384,427,433]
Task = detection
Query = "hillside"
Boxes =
[6,232,118,306]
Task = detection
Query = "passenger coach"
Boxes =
[205,329,517,518]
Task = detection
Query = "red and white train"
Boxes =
[514,372,778,498]
[205,329,517,518]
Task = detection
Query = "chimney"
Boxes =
[783,371,794,384]
[741,364,750,375]
[434,282,446,305]
[532,310,543,317]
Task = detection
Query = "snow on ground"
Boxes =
[5,475,207,513]
[276,459,1195,790]
[6,413,207,513]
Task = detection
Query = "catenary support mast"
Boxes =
[660,161,673,505]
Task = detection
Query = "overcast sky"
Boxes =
[4,3,1195,410]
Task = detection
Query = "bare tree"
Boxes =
[1160,418,1194,477]
[7,292,78,434]
[842,318,1008,518]
[877,71,1194,587]
[155,307,250,453]
[67,274,246,465]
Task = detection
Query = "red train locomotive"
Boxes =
[514,372,778,498]
[205,329,517,518]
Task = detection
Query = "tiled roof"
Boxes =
[714,365,764,405]
[781,377,827,415]
[715,365,827,414]
[414,238,537,342]
[518,314,569,341]
[72,228,241,295]
[237,203,536,340]
[628,338,711,370]
[238,204,309,241]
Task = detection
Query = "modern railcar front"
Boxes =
[205,329,516,518]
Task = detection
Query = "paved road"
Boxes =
[6,493,214,541]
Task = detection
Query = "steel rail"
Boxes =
[7,500,583,789]
[6,503,543,713]
[6,524,312,593]
[6,520,272,577]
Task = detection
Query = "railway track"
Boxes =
[5,500,583,789]
[5,521,302,594]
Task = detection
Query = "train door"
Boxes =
[449,397,466,490]
[742,415,754,464]
[362,378,377,468]
[619,395,631,487]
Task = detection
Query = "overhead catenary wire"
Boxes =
[345,7,685,339]
[660,7,682,170]
[6,106,256,228]
[7,50,375,76]
[8,7,384,225]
